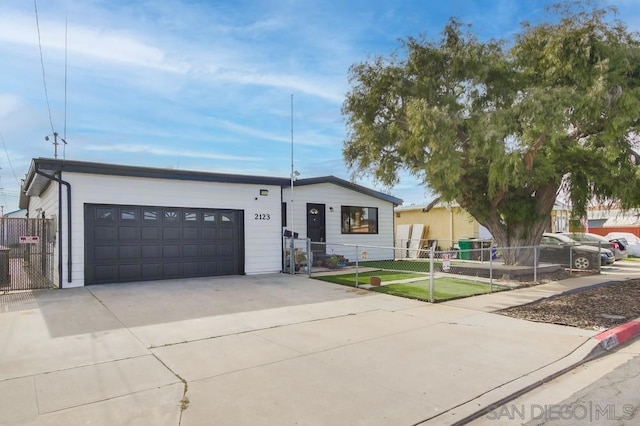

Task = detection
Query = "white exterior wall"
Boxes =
[59,172,283,287]
[27,181,61,287]
[284,183,396,261]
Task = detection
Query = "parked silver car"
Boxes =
[558,232,627,261]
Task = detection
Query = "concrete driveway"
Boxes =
[0,273,614,425]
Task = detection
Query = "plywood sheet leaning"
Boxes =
[395,224,412,259]
[408,224,425,259]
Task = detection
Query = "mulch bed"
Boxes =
[498,279,640,331]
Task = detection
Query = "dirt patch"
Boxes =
[498,279,640,331]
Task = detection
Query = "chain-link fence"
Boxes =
[0,217,55,292]
[302,239,610,302]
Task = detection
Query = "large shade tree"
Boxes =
[342,2,640,264]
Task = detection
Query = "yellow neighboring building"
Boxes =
[394,202,489,250]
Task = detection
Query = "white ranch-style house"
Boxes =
[19,158,402,288]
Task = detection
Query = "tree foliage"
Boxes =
[342,1,640,263]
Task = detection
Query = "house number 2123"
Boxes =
[255,214,271,220]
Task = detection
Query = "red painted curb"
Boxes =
[594,319,640,351]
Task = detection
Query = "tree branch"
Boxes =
[524,133,546,171]
[455,126,469,145]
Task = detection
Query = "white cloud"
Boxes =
[82,144,263,161]
[83,143,262,162]
[0,13,188,73]
[0,10,344,102]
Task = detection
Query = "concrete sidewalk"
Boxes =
[0,272,637,425]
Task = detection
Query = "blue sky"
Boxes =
[0,0,638,214]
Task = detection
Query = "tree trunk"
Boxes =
[467,182,559,266]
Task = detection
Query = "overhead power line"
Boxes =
[34,0,56,135]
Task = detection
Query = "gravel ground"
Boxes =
[498,279,640,331]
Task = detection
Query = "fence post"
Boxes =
[534,245,538,283]
[598,241,602,274]
[355,245,359,287]
[429,242,435,303]
[489,246,493,292]
[307,238,312,277]
[569,246,573,276]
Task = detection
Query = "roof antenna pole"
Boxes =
[290,94,295,274]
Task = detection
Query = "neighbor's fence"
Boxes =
[303,240,608,302]
[0,217,55,293]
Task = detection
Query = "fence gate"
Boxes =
[0,217,55,292]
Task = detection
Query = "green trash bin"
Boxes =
[458,239,472,260]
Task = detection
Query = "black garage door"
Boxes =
[85,204,244,285]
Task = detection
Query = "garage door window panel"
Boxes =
[120,209,137,221]
[96,208,114,221]
[143,210,158,221]
[184,211,198,221]
[164,210,179,221]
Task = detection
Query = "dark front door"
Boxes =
[306,203,326,254]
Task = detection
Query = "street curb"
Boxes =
[593,318,640,352]
[447,326,640,426]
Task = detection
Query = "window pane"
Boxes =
[96,208,113,221]
[144,210,158,221]
[221,213,233,223]
[120,209,136,220]
[203,212,216,222]
[165,210,179,221]
[340,206,378,234]
[184,211,197,221]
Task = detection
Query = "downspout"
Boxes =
[33,165,72,287]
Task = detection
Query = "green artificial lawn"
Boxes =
[372,278,508,302]
[356,259,438,273]
[313,270,424,287]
